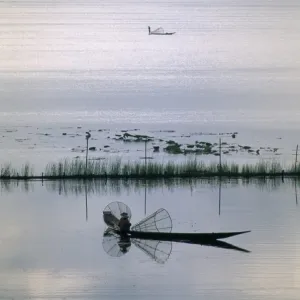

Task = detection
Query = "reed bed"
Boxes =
[0,158,299,180]
[0,162,34,178]
[43,158,287,178]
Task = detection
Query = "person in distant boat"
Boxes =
[118,212,131,236]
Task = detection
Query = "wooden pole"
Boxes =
[85,132,91,175]
[144,182,147,216]
[218,178,221,215]
[85,182,88,221]
[295,144,298,172]
[218,138,222,210]
[295,178,298,206]
[144,139,147,215]
[59,180,62,195]
[144,140,147,174]
[219,138,222,172]
[86,138,89,173]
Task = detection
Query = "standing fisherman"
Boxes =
[118,212,131,236]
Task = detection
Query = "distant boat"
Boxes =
[148,26,176,35]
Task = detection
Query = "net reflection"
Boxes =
[102,202,250,265]
[102,227,173,264]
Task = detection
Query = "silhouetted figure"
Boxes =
[118,212,131,236]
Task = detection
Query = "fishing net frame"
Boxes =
[151,27,165,34]
[103,201,132,228]
[102,204,173,263]
[102,228,172,263]
[131,208,172,233]
[132,239,172,264]
[102,228,132,257]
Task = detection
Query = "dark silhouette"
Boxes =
[148,26,176,35]
[118,212,131,236]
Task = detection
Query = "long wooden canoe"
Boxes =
[116,230,251,242]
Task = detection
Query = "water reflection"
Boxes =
[85,182,88,221]
[102,202,251,265]
[79,178,300,221]
[144,179,147,216]
[43,177,300,196]
[219,177,222,215]
[2,177,300,220]
[0,178,300,299]
[102,227,250,265]
[1,177,300,196]
[0,179,35,193]
[295,178,298,205]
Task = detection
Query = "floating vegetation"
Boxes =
[113,132,154,142]
[60,127,282,159]
[164,142,183,154]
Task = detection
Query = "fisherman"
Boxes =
[118,212,131,236]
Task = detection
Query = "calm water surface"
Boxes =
[1,3,300,296]
[0,0,300,168]
[0,179,300,299]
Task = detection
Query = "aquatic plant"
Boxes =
[0,162,33,178]
[164,142,183,154]
[41,158,285,178]
[1,157,300,180]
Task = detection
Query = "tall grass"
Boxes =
[0,157,299,180]
[0,162,33,178]
[42,158,286,178]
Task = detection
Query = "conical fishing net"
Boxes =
[102,228,131,257]
[102,203,173,263]
[103,201,132,228]
[131,208,172,233]
[132,239,172,264]
[151,27,164,34]
[102,228,172,263]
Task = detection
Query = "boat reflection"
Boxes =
[102,227,250,264]
[102,201,251,264]
[103,227,172,263]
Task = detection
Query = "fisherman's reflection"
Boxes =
[118,236,131,254]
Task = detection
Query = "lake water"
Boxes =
[0,178,300,299]
[1,1,300,299]
[1,0,300,171]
